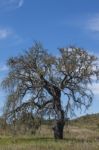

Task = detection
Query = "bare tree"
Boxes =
[1,42,99,139]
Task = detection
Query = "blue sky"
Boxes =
[0,0,99,116]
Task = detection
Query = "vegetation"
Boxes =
[71,113,99,127]
[1,42,99,139]
[0,113,99,150]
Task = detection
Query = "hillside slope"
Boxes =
[70,113,99,128]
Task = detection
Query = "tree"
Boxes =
[1,42,99,139]
[16,111,41,134]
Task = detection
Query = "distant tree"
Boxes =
[17,111,41,134]
[1,42,99,139]
[0,117,7,130]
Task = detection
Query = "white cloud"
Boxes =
[0,0,24,10]
[87,14,99,32]
[88,82,99,95]
[0,27,23,46]
[8,0,24,8]
[0,28,12,39]
[18,0,24,8]
[0,64,8,72]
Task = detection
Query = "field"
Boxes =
[0,114,99,150]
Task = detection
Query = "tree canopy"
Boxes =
[2,42,99,139]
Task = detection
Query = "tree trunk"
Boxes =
[42,78,65,139]
[53,120,65,139]
[52,91,65,139]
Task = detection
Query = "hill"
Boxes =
[70,113,99,129]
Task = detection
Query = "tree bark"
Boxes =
[52,92,65,139]
[53,119,65,139]
[41,76,65,139]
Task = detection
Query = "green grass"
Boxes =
[0,136,99,150]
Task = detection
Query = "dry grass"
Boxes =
[0,124,99,150]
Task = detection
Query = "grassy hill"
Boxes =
[70,113,99,129]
